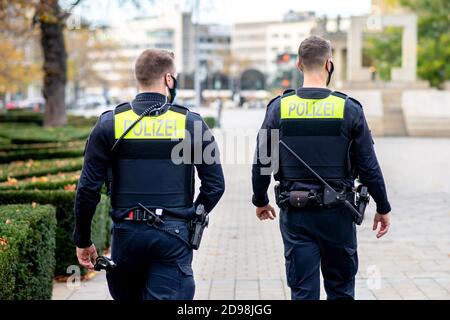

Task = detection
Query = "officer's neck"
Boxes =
[138,85,168,97]
[302,72,327,89]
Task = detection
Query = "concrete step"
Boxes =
[382,89,406,136]
[383,109,407,136]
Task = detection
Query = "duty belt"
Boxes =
[124,208,189,223]
[275,185,355,209]
[121,203,193,249]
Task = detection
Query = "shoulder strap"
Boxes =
[331,91,363,109]
[266,96,280,109]
[281,88,296,98]
[169,103,189,115]
[113,102,131,115]
[347,96,364,109]
[330,90,348,99]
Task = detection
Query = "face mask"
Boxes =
[168,75,177,103]
[326,61,334,86]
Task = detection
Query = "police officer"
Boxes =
[252,36,391,300]
[74,49,225,300]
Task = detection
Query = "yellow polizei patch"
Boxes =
[281,94,345,119]
[114,109,186,139]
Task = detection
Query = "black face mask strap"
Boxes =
[168,75,177,103]
[326,61,334,86]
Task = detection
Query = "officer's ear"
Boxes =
[297,59,303,72]
[326,59,334,73]
[165,73,173,88]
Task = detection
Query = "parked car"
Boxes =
[5,101,19,110]
[17,98,45,112]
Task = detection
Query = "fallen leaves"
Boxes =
[64,184,76,191]
[6,177,17,185]
[0,237,8,246]
[31,176,49,183]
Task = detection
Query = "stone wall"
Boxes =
[345,90,384,136]
[402,90,450,137]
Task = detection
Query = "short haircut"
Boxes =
[298,35,332,71]
[134,49,175,87]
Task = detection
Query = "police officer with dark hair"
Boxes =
[74,49,225,300]
[252,35,391,300]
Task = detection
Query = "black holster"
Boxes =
[354,185,370,225]
[275,184,319,209]
[189,205,209,250]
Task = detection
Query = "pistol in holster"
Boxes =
[189,204,209,250]
[354,185,370,225]
[94,256,116,272]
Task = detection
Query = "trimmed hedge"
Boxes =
[0,123,91,144]
[0,140,85,152]
[0,137,11,146]
[92,196,112,253]
[0,190,110,276]
[0,147,84,163]
[0,157,83,182]
[0,204,56,300]
[0,171,80,191]
[0,111,98,127]
[68,115,98,127]
[0,111,43,125]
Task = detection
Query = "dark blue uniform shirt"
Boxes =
[74,93,225,248]
[252,87,391,214]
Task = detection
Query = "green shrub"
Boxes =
[0,157,83,182]
[68,115,98,127]
[0,147,84,163]
[0,111,43,125]
[0,123,91,144]
[91,196,112,254]
[203,116,216,129]
[0,204,56,300]
[0,190,110,276]
[0,111,98,127]
[0,137,11,146]
[0,171,80,191]
[0,140,85,152]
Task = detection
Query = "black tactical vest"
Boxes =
[111,103,194,209]
[276,91,351,182]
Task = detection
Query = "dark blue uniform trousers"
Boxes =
[106,220,195,300]
[280,205,358,300]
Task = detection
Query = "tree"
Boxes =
[364,27,402,81]
[34,0,69,126]
[400,0,450,88]
[0,38,41,106]
[364,0,450,87]
[0,0,82,126]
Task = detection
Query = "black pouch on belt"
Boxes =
[289,191,311,208]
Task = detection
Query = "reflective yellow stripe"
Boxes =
[281,94,345,119]
[114,109,186,139]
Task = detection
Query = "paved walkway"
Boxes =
[53,109,450,300]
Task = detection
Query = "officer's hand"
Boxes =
[256,204,277,221]
[373,213,390,239]
[76,244,98,270]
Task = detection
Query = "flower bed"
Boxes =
[0,157,83,182]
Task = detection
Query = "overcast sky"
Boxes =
[71,0,372,26]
